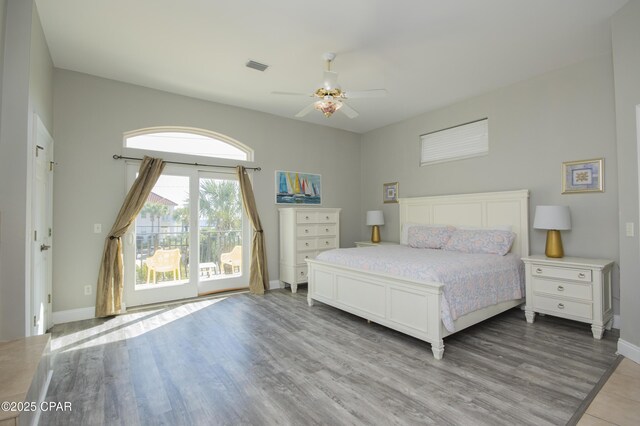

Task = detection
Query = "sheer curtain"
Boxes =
[237,166,269,294]
[95,156,165,317]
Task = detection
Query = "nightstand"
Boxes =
[354,241,398,247]
[522,255,614,339]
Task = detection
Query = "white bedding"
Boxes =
[316,245,524,332]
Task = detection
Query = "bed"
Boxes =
[306,189,530,359]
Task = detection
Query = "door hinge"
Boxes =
[35,145,44,157]
[33,315,37,327]
[49,228,52,237]
[49,161,55,171]
[48,294,51,304]
[34,230,37,241]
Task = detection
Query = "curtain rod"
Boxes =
[112,155,261,171]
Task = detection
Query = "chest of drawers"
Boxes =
[522,255,614,339]
[279,208,341,293]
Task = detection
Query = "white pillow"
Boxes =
[400,223,448,245]
[459,225,512,232]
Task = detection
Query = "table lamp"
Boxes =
[366,210,384,243]
[533,205,571,258]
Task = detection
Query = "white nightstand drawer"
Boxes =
[296,251,317,264]
[318,237,337,250]
[296,211,318,224]
[317,212,338,223]
[297,225,317,237]
[531,278,592,301]
[531,265,592,283]
[297,238,317,250]
[318,224,337,236]
[532,294,592,320]
[295,266,308,283]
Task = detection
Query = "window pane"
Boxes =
[135,175,190,286]
[126,132,248,160]
[198,178,242,280]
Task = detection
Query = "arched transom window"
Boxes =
[123,127,253,161]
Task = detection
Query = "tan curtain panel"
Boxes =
[237,166,269,294]
[95,156,166,317]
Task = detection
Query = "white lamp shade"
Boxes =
[533,205,571,230]
[366,210,384,226]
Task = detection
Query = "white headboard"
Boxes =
[398,189,530,257]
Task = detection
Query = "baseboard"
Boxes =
[613,314,621,330]
[269,279,282,290]
[52,307,95,324]
[617,338,640,364]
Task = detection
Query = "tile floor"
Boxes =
[578,357,640,425]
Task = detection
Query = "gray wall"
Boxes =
[612,0,640,350]
[0,0,53,339]
[360,55,620,314]
[52,69,361,312]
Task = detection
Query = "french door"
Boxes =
[124,165,249,307]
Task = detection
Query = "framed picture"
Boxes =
[562,158,604,194]
[383,182,399,203]
[275,170,321,205]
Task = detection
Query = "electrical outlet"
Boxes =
[84,285,92,296]
[93,223,102,234]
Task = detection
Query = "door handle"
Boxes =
[40,244,51,251]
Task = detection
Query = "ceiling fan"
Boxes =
[272,52,387,119]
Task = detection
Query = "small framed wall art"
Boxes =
[383,182,399,203]
[562,158,604,194]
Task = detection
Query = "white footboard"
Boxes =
[306,259,446,359]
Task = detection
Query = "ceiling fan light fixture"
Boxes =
[314,99,342,117]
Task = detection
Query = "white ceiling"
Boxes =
[35,0,627,134]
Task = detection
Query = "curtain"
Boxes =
[95,156,166,317]
[237,166,269,294]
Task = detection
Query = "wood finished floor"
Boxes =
[41,289,618,426]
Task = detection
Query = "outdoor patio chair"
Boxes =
[144,248,181,283]
[221,245,242,274]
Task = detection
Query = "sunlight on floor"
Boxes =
[52,297,227,353]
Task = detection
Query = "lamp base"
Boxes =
[545,230,564,258]
[371,225,381,243]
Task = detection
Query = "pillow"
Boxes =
[401,223,448,245]
[444,229,516,255]
[458,225,512,232]
[408,225,456,249]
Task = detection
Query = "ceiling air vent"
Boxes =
[245,60,269,72]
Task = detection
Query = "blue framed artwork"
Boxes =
[275,170,322,204]
[562,158,604,194]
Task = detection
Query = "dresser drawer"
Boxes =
[317,212,338,223]
[317,237,337,250]
[317,224,337,236]
[297,224,317,237]
[297,238,317,250]
[532,294,592,320]
[531,278,592,301]
[296,211,318,224]
[295,266,308,283]
[296,251,318,264]
[531,264,592,283]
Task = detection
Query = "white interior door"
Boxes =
[31,115,53,334]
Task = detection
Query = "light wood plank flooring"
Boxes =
[41,289,618,425]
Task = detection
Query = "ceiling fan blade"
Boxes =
[272,91,310,96]
[339,102,359,119]
[295,102,316,118]
[323,71,339,90]
[343,89,387,98]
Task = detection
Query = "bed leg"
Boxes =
[431,340,444,360]
[291,283,298,294]
[307,295,314,307]
[525,308,536,324]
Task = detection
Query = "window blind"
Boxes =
[420,118,488,166]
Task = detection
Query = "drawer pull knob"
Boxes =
[557,303,565,309]
[305,256,309,259]
[325,228,329,232]
[305,242,309,247]
[325,241,329,245]
[305,216,309,220]
[326,216,330,219]
[300,271,304,275]
[536,268,543,273]
[557,285,564,292]
[305,229,309,233]
[578,273,585,278]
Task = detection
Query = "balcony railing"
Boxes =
[135,226,241,284]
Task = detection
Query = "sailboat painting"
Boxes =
[275,170,322,205]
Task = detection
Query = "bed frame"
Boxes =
[306,189,529,359]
